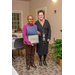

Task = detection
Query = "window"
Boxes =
[12,13,21,29]
[12,10,23,33]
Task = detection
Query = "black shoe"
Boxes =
[39,61,42,66]
[43,61,47,66]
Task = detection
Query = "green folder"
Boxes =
[18,37,21,39]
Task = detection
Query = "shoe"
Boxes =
[39,61,42,66]
[27,65,30,70]
[43,61,47,66]
[31,64,37,68]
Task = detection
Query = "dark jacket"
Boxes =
[35,19,51,55]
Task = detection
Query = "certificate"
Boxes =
[28,35,39,43]
[27,27,39,44]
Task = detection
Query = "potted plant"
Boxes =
[49,39,62,67]
[16,27,22,33]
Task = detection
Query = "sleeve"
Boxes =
[22,25,31,45]
[47,21,51,40]
[35,23,41,36]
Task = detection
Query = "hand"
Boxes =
[32,44,34,46]
[37,31,41,35]
[47,39,50,42]
[29,43,34,46]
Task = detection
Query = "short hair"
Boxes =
[27,15,34,20]
[38,10,45,15]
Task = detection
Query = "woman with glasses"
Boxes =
[35,10,51,66]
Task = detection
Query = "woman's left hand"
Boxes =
[47,39,50,42]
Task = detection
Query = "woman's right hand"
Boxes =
[37,31,41,35]
[29,43,34,46]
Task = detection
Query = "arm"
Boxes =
[37,31,41,36]
[36,26,41,36]
[22,25,31,45]
[35,22,41,36]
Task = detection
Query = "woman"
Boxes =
[22,15,40,70]
[35,10,51,66]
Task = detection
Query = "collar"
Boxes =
[28,23,34,26]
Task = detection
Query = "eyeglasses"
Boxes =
[38,15,43,16]
[28,19,33,20]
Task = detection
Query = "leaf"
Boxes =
[56,53,62,59]
[54,39,62,44]
[50,46,55,49]
[58,47,62,51]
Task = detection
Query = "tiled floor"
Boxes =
[12,47,62,75]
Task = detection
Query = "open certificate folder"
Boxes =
[27,27,39,44]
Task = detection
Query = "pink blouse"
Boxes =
[22,23,38,45]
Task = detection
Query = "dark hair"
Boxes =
[38,10,45,15]
[27,15,34,20]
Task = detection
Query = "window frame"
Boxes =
[12,10,23,31]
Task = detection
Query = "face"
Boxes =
[28,16,33,25]
[38,12,44,20]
